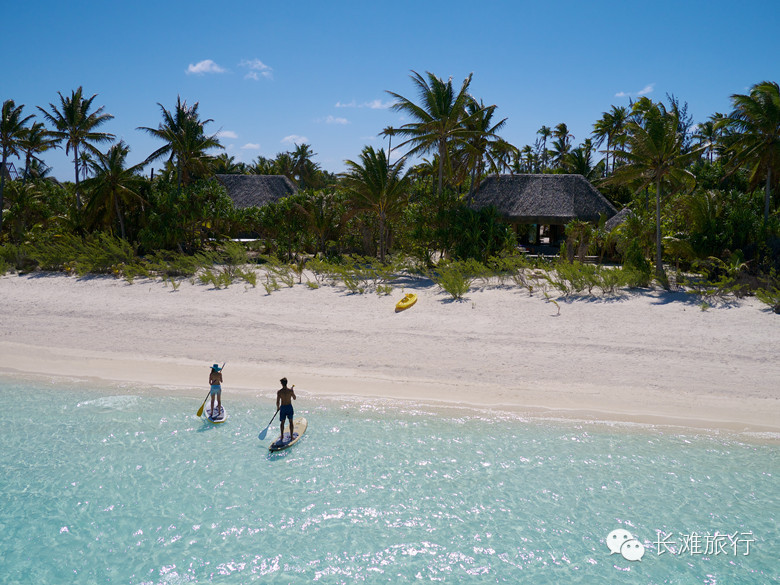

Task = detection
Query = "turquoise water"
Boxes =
[1,380,777,584]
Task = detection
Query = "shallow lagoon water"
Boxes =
[1,380,777,584]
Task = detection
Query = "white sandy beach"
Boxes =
[0,272,777,434]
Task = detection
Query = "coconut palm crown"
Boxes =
[719,81,780,225]
[1,99,35,230]
[386,71,487,196]
[37,87,115,208]
[138,96,223,190]
[341,145,410,262]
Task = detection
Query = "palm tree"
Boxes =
[1,99,34,231]
[608,101,703,278]
[82,141,147,239]
[250,155,276,175]
[550,123,574,168]
[19,122,58,181]
[460,99,517,196]
[138,96,222,191]
[563,139,604,181]
[273,151,295,180]
[592,105,629,176]
[295,191,351,256]
[380,126,397,161]
[212,153,246,174]
[536,125,552,170]
[78,151,93,181]
[387,70,483,196]
[38,87,114,208]
[341,145,410,262]
[291,143,321,189]
[719,81,780,226]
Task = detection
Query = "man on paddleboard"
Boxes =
[276,378,296,442]
[209,364,223,418]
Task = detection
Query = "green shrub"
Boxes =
[756,285,780,313]
[596,266,626,295]
[236,268,257,287]
[263,274,280,294]
[433,259,485,299]
[0,243,36,272]
[549,261,599,295]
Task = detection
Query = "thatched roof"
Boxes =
[216,174,297,209]
[471,174,617,224]
[604,207,632,231]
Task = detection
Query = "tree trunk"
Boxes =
[73,145,82,209]
[437,139,445,196]
[0,150,6,232]
[379,210,386,263]
[765,167,771,229]
[115,195,126,240]
[655,177,663,279]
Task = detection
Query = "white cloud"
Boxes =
[186,59,226,75]
[615,83,655,98]
[637,83,655,96]
[217,130,238,139]
[325,115,349,125]
[335,99,393,110]
[241,143,261,150]
[240,59,273,80]
[364,99,393,110]
[282,134,308,145]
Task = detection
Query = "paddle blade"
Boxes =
[258,425,269,440]
[196,404,205,417]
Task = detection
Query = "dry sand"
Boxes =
[0,272,777,435]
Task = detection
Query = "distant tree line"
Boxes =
[1,76,778,287]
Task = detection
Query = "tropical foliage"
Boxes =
[1,78,779,310]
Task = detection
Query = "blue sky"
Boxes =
[4,0,779,181]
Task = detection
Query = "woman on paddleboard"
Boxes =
[209,364,223,417]
[276,377,296,442]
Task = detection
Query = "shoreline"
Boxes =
[5,366,779,446]
[1,273,778,439]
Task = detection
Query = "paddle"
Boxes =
[258,408,280,440]
[196,362,225,417]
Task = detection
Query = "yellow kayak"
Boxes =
[395,293,417,312]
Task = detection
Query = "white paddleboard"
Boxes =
[205,405,228,423]
[269,417,308,451]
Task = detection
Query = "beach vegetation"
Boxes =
[1,79,779,313]
[433,259,486,299]
[755,271,780,313]
[263,273,280,294]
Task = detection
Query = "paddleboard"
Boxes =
[269,417,308,452]
[205,405,228,423]
[395,293,417,312]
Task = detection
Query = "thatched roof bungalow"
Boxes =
[470,174,617,245]
[216,174,297,209]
